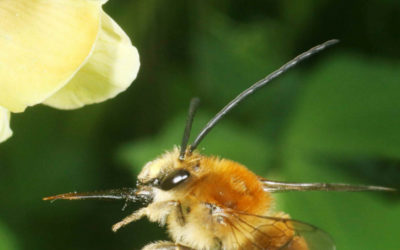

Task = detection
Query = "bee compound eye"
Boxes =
[160,169,190,191]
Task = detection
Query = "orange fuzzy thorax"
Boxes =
[192,156,271,216]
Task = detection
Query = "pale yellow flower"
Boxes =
[0,0,140,143]
[0,107,12,143]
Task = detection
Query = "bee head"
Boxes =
[137,147,201,192]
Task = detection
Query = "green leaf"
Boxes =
[279,54,400,250]
[0,220,18,250]
[191,9,289,111]
[284,53,400,157]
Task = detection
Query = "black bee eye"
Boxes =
[160,169,190,191]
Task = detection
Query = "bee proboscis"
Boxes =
[44,40,395,250]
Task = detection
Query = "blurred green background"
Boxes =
[1,0,400,249]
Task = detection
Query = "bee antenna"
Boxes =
[189,39,339,152]
[180,97,200,160]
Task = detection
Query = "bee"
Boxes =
[44,40,394,250]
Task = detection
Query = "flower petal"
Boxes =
[0,106,12,143]
[0,0,103,112]
[44,11,140,109]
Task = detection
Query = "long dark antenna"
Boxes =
[179,97,200,160]
[189,39,339,152]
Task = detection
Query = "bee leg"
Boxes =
[142,241,194,250]
[112,201,183,232]
[172,201,186,226]
[112,207,147,232]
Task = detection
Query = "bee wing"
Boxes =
[282,218,335,250]
[226,211,335,250]
[260,178,395,192]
